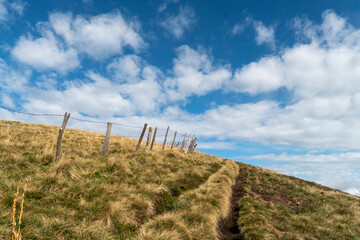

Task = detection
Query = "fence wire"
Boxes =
[0,105,194,153]
[0,105,63,117]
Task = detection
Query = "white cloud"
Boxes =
[107,55,142,83]
[159,6,196,39]
[1,94,14,107]
[232,56,284,94]
[8,0,25,16]
[19,54,165,118]
[158,0,178,13]
[253,20,276,48]
[11,10,143,72]
[119,75,163,114]
[106,55,165,113]
[232,17,252,36]
[197,141,237,150]
[243,152,360,163]
[49,11,144,60]
[232,23,245,35]
[11,32,79,73]
[345,188,360,196]
[0,58,30,91]
[23,72,133,117]
[165,45,232,100]
[0,0,25,22]
[0,0,8,22]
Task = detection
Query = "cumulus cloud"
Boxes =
[232,18,275,48]
[0,58,30,91]
[49,11,144,60]
[19,53,165,118]
[159,6,196,39]
[253,20,276,48]
[232,56,284,94]
[165,45,232,100]
[11,10,144,73]
[23,72,133,117]
[106,55,165,113]
[107,55,142,83]
[11,32,79,74]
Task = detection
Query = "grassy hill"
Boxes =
[0,120,359,240]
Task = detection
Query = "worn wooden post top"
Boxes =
[150,127,157,151]
[101,122,112,156]
[145,127,153,152]
[136,123,148,152]
[162,126,170,150]
[170,131,177,151]
[56,112,70,162]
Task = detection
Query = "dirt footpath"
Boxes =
[217,167,246,240]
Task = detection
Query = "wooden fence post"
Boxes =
[190,137,197,154]
[56,112,70,161]
[188,138,194,154]
[184,134,192,154]
[170,131,177,151]
[162,126,170,150]
[101,122,112,156]
[136,123,148,152]
[180,133,187,153]
[150,127,157,151]
[145,127,153,152]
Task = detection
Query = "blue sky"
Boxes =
[1,0,360,196]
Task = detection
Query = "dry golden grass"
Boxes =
[0,120,227,239]
[138,160,239,240]
[237,162,360,240]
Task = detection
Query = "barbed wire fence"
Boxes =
[0,105,197,161]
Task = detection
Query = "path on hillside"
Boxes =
[217,167,246,240]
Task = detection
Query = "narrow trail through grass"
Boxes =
[218,166,246,240]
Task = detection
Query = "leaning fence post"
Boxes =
[190,137,197,154]
[180,133,187,153]
[56,112,70,161]
[150,127,157,151]
[184,134,192,154]
[136,123,148,152]
[162,126,170,150]
[145,127,153,152]
[101,122,112,156]
[170,131,177,151]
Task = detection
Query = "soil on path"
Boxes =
[217,167,246,240]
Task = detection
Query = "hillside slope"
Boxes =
[0,120,359,240]
[235,163,360,240]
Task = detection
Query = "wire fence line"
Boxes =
[0,105,64,117]
[0,105,198,159]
